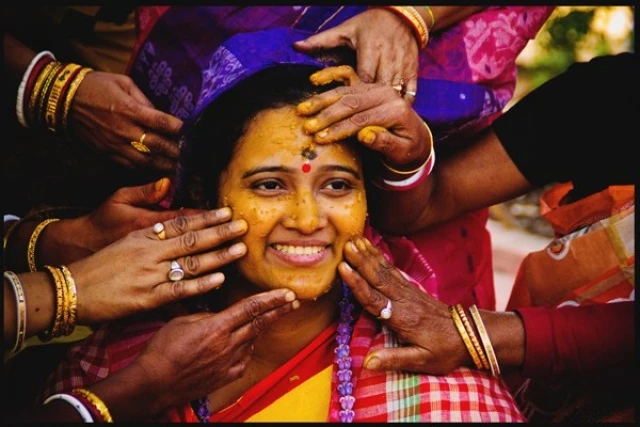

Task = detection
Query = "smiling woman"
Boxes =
[38,29,525,422]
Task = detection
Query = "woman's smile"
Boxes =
[269,241,331,266]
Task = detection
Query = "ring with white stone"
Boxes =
[168,260,185,282]
[153,222,167,240]
[378,299,392,320]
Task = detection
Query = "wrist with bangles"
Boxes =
[373,121,435,192]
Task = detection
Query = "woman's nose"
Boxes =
[283,191,327,234]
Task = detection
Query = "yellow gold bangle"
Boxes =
[423,6,436,29]
[4,271,27,355]
[380,6,429,49]
[449,305,483,370]
[62,68,94,133]
[59,265,78,336]
[36,62,64,128]
[45,63,82,133]
[72,388,114,422]
[27,218,59,272]
[455,304,490,371]
[469,305,501,376]
[28,61,58,126]
[41,265,66,341]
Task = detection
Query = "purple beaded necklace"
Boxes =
[193,281,356,423]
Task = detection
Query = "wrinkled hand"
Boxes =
[338,236,468,375]
[68,71,183,173]
[294,8,419,96]
[67,178,203,259]
[297,65,431,167]
[132,288,299,415]
[68,207,249,323]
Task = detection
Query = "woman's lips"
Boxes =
[268,244,330,266]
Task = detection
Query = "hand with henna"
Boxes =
[68,71,183,173]
[297,65,432,171]
[338,236,526,375]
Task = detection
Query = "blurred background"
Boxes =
[488,5,635,309]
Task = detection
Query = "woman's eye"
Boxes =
[253,180,283,191]
[323,179,352,192]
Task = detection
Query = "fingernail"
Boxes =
[341,261,353,271]
[292,300,301,310]
[211,272,225,285]
[365,355,381,370]
[348,241,358,253]
[305,118,318,130]
[155,177,168,192]
[229,243,246,256]
[285,290,296,302]
[230,219,247,232]
[298,101,312,112]
[355,238,367,252]
[317,129,328,139]
[217,207,232,219]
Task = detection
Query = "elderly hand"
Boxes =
[338,236,470,375]
[293,8,419,97]
[39,178,203,265]
[67,71,183,173]
[297,65,431,168]
[128,289,299,417]
[67,207,249,324]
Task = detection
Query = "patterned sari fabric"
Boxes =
[38,226,524,422]
[126,5,554,311]
[506,184,635,422]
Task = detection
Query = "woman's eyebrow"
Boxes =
[320,165,361,180]
[242,165,291,178]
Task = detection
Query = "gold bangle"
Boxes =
[36,62,64,128]
[468,305,501,376]
[62,68,94,133]
[449,305,484,370]
[40,265,66,341]
[28,61,58,126]
[380,6,429,49]
[423,6,436,29]
[59,265,78,336]
[4,271,27,355]
[45,63,82,133]
[72,388,114,422]
[27,218,59,272]
[455,304,490,371]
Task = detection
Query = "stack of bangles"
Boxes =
[374,121,435,192]
[374,6,436,49]
[450,303,501,376]
[15,50,93,135]
[3,264,79,357]
[44,388,114,422]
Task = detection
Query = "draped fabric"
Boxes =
[38,226,524,422]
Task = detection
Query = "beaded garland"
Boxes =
[193,281,356,423]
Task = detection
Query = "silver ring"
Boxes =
[404,90,417,98]
[168,260,185,282]
[378,299,392,320]
[153,222,167,240]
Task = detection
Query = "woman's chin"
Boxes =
[273,275,338,301]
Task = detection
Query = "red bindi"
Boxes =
[302,163,311,173]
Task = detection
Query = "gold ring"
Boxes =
[131,140,151,154]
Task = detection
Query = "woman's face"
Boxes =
[218,106,367,300]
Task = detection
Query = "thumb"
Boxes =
[363,347,427,372]
[293,26,354,52]
[113,177,171,207]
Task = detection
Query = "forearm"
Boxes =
[3,32,38,94]
[4,272,56,345]
[514,303,635,378]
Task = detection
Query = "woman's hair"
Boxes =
[175,65,378,209]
